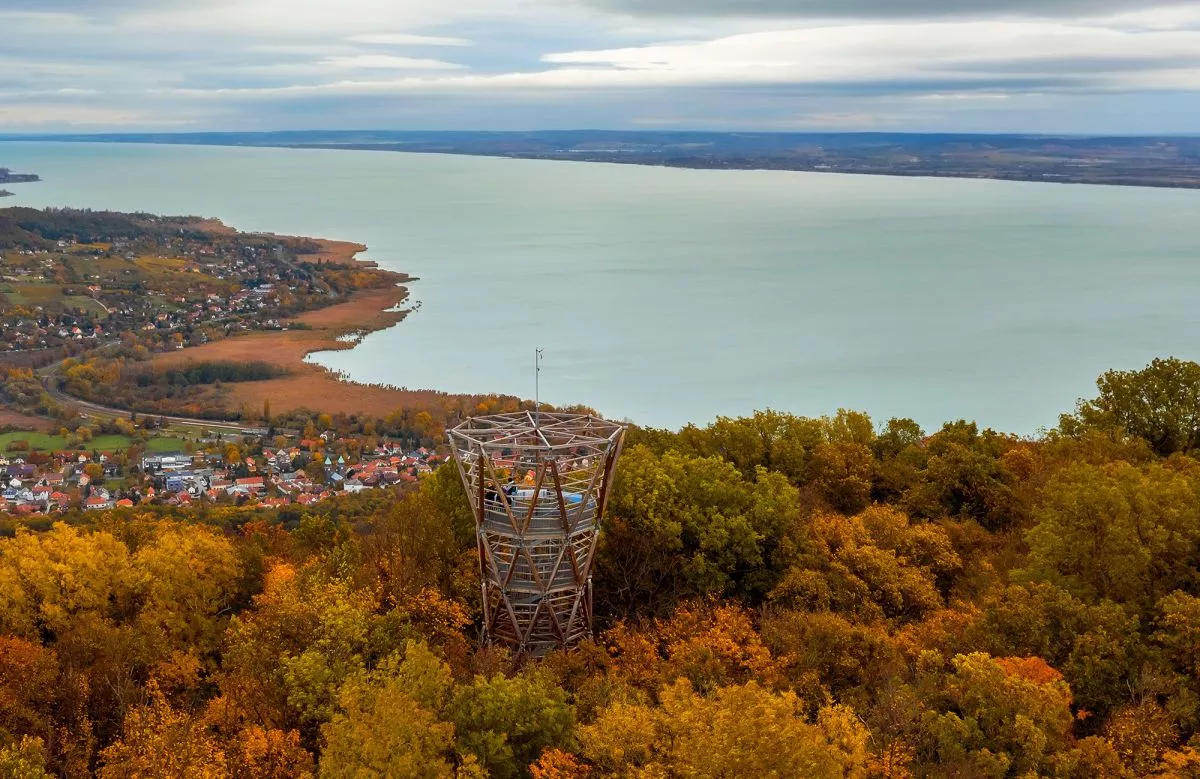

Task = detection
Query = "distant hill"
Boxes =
[6,130,1200,188]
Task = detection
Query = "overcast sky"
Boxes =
[3,0,1200,133]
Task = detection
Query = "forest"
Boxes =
[1,357,1200,777]
[0,208,201,249]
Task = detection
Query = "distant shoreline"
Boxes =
[295,146,1200,190]
[0,166,39,198]
[0,168,40,186]
[6,131,1200,190]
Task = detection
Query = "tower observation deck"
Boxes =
[447,412,625,657]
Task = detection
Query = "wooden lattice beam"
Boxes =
[448,413,625,658]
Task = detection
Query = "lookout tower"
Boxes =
[448,412,625,657]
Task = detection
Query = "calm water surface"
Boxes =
[3,141,1199,433]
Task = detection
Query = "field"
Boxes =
[0,432,69,452]
[3,283,61,306]
[151,286,414,416]
[133,256,232,289]
[2,282,110,317]
[145,436,191,452]
[304,238,370,267]
[148,240,423,417]
[0,409,54,432]
[0,431,189,453]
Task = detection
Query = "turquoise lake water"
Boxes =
[3,141,1199,433]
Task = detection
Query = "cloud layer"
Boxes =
[584,0,1200,19]
[2,0,1199,132]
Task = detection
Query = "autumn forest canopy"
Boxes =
[4,357,1200,777]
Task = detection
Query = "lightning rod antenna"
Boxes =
[535,347,543,429]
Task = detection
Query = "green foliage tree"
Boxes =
[972,581,1144,717]
[676,410,817,481]
[422,462,477,549]
[1065,357,1200,456]
[917,653,1074,777]
[903,422,1025,529]
[1024,461,1200,608]
[1152,591,1200,729]
[805,441,876,514]
[596,445,800,615]
[447,673,574,779]
[0,736,53,779]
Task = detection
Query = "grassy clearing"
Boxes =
[0,431,69,452]
[145,437,190,452]
[0,431,190,453]
[2,284,108,317]
[88,435,133,450]
[61,296,109,317]
[67,256,130,277]
[89,256,134,273]
[134,256,231,289]
[3,283,61,307]
[135,256,188,273]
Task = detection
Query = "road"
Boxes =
[37,348,269,436]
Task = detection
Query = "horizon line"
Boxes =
[4,129,1200,140]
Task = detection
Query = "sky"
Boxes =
[3,0,1200,133]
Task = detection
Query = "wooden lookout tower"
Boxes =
[447,412,625,658]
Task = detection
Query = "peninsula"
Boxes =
[0,168,40,185]
[0,206,523,432]
[7,131,1200,189]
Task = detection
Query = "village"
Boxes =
[0,430,442,515]
[0,209,395,359]
[1,236,319,356]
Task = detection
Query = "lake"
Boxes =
[3,140,1199,434]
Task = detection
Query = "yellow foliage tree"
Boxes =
[98,684,227,779]
[581,680,868,778]
[133,522,243,660]
[229,726,314,779]
[0,524,137,640]
[319,664,456,778]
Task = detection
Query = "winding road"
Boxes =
[37,347,268,436]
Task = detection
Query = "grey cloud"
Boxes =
[961,54,1200,75]
[699,75,1108,97]
[583,0,1197,19]
[3,0,1200,134]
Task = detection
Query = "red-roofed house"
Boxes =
[229,476,266,496]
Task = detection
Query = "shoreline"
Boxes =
[280,147,1200,192]
[7,136,1200,192]
[149,234,456,417]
